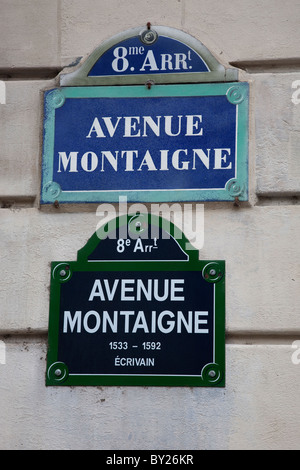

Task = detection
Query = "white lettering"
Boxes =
[213,148,232,169]
[62,309,209,334]
[194,311,209,333]
[88,279,105,301]
[160,53,173,70]
[153,279,169,301]
[157,310,175,333]
[102,116,122,137]
[86,117,106,138]
[100,151,118,172]
[174,53,188,70]
[132,310,149,333]
[83,310,101,333]
[159,149,169,170]
[124,116,140,137]
[186,115,203,136]
[121,280,135,301]
[172,149,189,170]
[177,310,193,333]
[102,310,118,333]
[136,279,152,300]
[165,115,182,136]
[57,148,232,173]
[133,238,144,252]
[192,148,210,169]
[88,278,186,301]
[115,357,155,368]
[57,147,234,173]
[119,311,135,333]
[121,150,138,171]
[58,151,78,172]
[140,50,159,71]
[112,47,129,72]
[171,279,185,300]
[81,151,98,172]
[103,279,119,300]
[137,150,157,171]
[142,116,161,137]
[63,310,82,333]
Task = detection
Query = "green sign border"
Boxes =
[46,214,225,387]
[40,82,248,204]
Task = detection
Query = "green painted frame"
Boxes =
[46,214,225,387]
[40,82,248,204]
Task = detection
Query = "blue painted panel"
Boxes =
[52,95,235,192]
[88,35,209,76]
[40,83,248,203]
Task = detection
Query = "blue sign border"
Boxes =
[40,82,248,204]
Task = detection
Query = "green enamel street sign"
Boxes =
[46,214,225,387]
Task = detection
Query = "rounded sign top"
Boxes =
[60,25,238,86]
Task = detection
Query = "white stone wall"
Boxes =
[1,0,300,450]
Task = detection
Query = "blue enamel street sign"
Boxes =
[46,214,225,386]
[59,25,239,86]
[88,34,209,77]
[40,82,248,204]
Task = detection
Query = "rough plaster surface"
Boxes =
[1,206,299,333]
[1,1,299,69]
[255,72,300,194]
[0,340,299,450]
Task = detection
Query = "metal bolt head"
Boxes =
[54,369,62,377]
[140,29,158,45]
[59,269,67,277]
[209,268,217,276]
[208,370,216,378]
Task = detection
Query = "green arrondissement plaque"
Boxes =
[46,214,225,386]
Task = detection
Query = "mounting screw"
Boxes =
[208,370,216,378]
[140,27,158,45]
[146,80,154,89]
[54,369,62,377]
[233,196,240,207]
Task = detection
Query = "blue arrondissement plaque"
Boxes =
[88,34,210,77]
[40,83,248,204]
